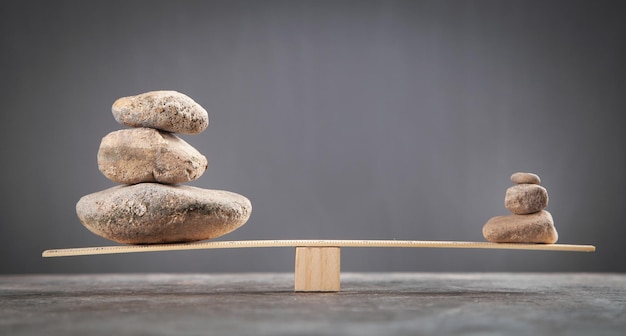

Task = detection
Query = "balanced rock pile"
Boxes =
[76,91,252,244]
[482,172,558,244]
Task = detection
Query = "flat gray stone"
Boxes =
[482,210,558,243]
[112,91,209,134]
[76,183,252,244]
[511,172,541,184]
[505,184,548,214]
[97,128,207,185]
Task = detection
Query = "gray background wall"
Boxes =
[1,0,624,274]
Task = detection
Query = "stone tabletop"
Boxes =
[1,273,624,335]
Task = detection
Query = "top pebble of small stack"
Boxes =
[112,90,209,134]
[510,172,541,185]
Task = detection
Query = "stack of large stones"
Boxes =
[76,91,252,244]
[482,172,558,244]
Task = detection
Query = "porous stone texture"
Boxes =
[97,128,207,185]
[504,184,548,215]
[112,90,209,134]
[510,172,541,185]
[76,183,252,244]
[482,210,558,244]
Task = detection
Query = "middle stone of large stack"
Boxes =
[76,90,251,244]
[98,128,207,184]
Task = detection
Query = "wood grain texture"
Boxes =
[294,247,341,292]
[42,240,596,257]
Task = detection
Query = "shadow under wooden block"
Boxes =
[294,247,341,292]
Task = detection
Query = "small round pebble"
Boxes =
[504,184,549,215]
[510,172,541,185]
[482,210,558,244]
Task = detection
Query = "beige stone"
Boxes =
[76,183,252,244]
[505,184,548,214]
[482,210,558,244]
[510,172,541,185]
[98,128,207,185]
[112,91,209,134]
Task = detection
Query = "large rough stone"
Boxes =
[97,128,207,185]
[482,210,558,244]
[504,184,548,214]
[112,91,209,134]
[76,183,252,244]
[510,172,541,185]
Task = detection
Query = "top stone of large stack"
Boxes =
[112,90,209,134]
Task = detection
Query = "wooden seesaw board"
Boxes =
[42,240,595,292]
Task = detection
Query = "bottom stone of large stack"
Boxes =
[76,183,252,244]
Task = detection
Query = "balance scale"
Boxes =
[43,239,595,292]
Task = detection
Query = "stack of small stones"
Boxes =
[482,172,558,244]
[76,91,252,244]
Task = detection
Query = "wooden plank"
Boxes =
[294,247,341,292]
[42,240,596,257]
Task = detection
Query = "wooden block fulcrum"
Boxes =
[294,247,341,292]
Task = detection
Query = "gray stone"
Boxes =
[505,184,548,214]
[112,91,209,134]
[76,183,252,244]
[482,210,558,244]
[97,128,207,185]
[510,172,541,184]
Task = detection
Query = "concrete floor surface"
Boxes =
[1,273,624,335]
